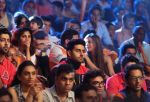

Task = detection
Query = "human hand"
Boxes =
[24,40,31,49]
[28,78,44,98]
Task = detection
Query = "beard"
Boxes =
[0,46,9,55]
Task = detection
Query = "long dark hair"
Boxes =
[84,33,105,71]
[14,12,29,28]
[14,28,35,56]
[11,61,36,86]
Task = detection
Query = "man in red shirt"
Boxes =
[0,28,16,88]
[106,54,147,100]
[59,39,89,85]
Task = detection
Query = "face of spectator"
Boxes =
[7,47,18,67]
[117,9,125,20]
[70,23,81,33]
[0,95,12,102]
[90,76,105,94]
[52,5,61,16]
[123,62,136,71]
[125,17,135,30]
[64,35,79,47]
[30,22,40,32]
[68,44,86,63]
[124,0,132,10]
[127,69,144,92]
[20,31,31,47]
[137,2,145,13]
[84,37,95,52]
[90,9,101,23]
[134,28,145,43]
[19,17,28,28]
[23,2,36,17]
[0,34,10,54]
[18,65,37,86]
[43,20,51,34]
[81,90,98,102]
[0,0,6,11]
[55,72,75,94]
[126,48,136,56]
[72,35,79,40]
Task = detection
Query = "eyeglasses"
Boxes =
[129,76,144,81]
[91,81,105,87]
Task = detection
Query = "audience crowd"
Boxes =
[0,0,150,102]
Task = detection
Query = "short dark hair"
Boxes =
[0,28,12,38]
[22,0,35,9]
[119,43,136,58]
[113,6,125,17]
[89,4,102,16]
[52,1,64,11]
[132,26,145,37]
[83,70,106,84]
[122,13,135,23]
[55,64,75,77]
[121,54,139,69]
[14,12,29,28]
[41,15,54,23]
[61,28,79,47]
[69,19,81,29]
[18,61,36,77]
[0,88,12,100]
[29,16,43,29]
[75,83,97,99]
[125,64,144,80]
[33,30,47,39]
[67,39,85,51]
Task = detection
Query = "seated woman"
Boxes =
[12,28,36,64]
[8,61,44,102]
[11,12,29,39]
[84,33,115,76]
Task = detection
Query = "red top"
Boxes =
[60,61,89,75]
[0,58,16,87]
[106,72,147,96]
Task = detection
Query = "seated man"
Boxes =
[83,70,109,102]
[59,39,89,85]
[112,64,150,102]
[43,64,75,102]
[49,28,80,68]
[0,28,16,87]
[115,43,137,73]
[75,84,98,102]
[120,26,150,65]
[106,54,147,100]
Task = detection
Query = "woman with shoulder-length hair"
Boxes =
[84,32,115,76]
[8,61,44,102]
[12,27,36,64]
